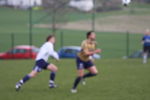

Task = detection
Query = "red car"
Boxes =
[0,45,39,59]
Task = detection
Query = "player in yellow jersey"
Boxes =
[71,31,101,93]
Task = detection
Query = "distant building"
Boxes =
[0,0,42,8]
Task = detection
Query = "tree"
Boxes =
[42,0,69,34]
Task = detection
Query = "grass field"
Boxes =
[0,59,150,100]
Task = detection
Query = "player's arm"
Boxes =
[83,49,101,56]
[52,51,59,61]
[49,45,60,61]
[81,42,101,56]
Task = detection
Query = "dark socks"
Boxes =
[21,75,31,84]
[50,72,56,82]
[72,73,97,89]
[73,77,82,89]
[83,73,97,79]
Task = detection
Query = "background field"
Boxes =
[1,5,150,58]
[0,59,150,100]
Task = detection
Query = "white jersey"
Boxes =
[36,42,59,61]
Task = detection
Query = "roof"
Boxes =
[14,45,38,49]
[62,46,81,50]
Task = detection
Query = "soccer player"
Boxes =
[142,29,150,64]
[71,31,101,93]
[15,35,59,91]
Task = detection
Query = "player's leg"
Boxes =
[147,46,150,62]
[149,47,150,60]
[15,70,39,91]
[47,64,58,88]
[82,60,98,79]
[71,69,84,93]
[143,52,148,64]
[143,46,148,64]
[71,57,85,93]
[83,66,98,79]
[73,69,84,89]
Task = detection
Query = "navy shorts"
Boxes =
[76,57,94,70]
[143,46,150,53]
[32,59,50,72]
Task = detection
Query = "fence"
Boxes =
[0,31,142,58]
[0,1,148,58]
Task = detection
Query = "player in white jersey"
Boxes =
[15,35,59,91]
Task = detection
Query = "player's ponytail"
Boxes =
[46,35,55,42]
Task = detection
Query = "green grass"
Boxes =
[0,59,150,100]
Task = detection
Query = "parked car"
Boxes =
[0,45,39,59]
[58,46,101,59]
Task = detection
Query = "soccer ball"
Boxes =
[122,0,131,7]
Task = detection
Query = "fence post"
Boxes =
[92,0,96,31]
[11,33,14,49]
[29,6,33,58]
[11,33,14,58]
[60,31,64,48]
[126,32,130,57]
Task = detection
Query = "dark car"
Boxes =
[58,46,100,59]
[0,45,39,59]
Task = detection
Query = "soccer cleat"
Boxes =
[71,88,77,93]
[15,82,22,91]
[143,59,147,64]
[49,83,58,88]
[81,79,86,85]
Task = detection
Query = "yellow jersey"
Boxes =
[78,39,97,61]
